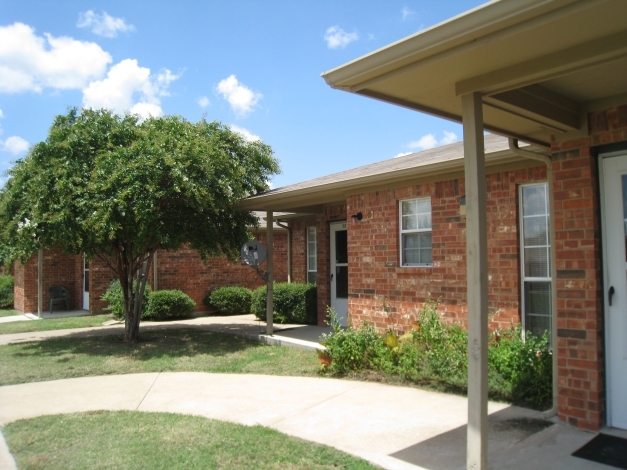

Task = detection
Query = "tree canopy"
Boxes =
[0,109,280,341]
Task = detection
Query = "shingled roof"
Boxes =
[237,134,540,213]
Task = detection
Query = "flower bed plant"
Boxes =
[320,299,552,409]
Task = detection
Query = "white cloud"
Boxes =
[77,10,135,38]
[402,7,416,20]
[440,131,458,145]
[228,124,260,142]
[408,134,438,151]
[407,131,459,151]
[82,59,179,119]
[1,136,29,155]
[197,96,210,108]
[393,151,412,159]
[324,26,359,49]
[0,109,3,119]
[216,75,262,117]
[0,22,112,93]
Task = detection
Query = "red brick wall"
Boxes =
[13,247,82,313]
[147,232,287,313]
[552,104,627,431]
[346,167,546,334]
[14,231,288,315]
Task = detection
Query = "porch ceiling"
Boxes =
[321,0,627,147]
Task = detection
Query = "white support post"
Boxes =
[37,247,43,318]
[266,210,274,336]
[462,92,489,470]
[153,251,158,291]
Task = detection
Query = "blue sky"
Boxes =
[0,1,485,188]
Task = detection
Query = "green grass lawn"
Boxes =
[3,411,379,470]
[0,328,319,386]
[0,314,113,335]
[0,308,21,318]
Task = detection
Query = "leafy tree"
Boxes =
[0,109,279,341]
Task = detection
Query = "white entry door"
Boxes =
[82,258,90,311]
[601,151,627,430]
[330,221,348,327]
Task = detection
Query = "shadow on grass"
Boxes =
[10,328,264,361]
[0,325,319,386]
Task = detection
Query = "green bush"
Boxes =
[320,299,552,409]
[320,308,392,374]
[251,283,317,324]
[0,275,14,308]
[489,326,552,407]
[100,279,150,320]
[412,299,468,389]
[205,286,252,315]
[144,289,195,321]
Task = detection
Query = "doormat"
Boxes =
[572,433,627,469]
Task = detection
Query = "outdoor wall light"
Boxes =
[351,212,363,225]
[459,196,466,217]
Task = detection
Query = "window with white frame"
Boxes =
[307,226,317,283]
[520,183,552,339]
[399,198,432,266]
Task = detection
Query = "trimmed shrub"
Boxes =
[144,289,195,321]
[205,286,252,315]
[251,282,317,324]
[0,275,14,308]
[100,279,150,320]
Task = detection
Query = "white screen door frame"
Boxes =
[82,257,90,311]
[600,150,627,430]
[330,221,348,327]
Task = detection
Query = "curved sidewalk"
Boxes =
[0,372,605,470]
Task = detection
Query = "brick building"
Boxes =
[239,0,627,453]
[13,220,288,314]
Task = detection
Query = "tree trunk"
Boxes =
[122,254,152,343]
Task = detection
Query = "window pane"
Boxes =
[524,215,548,246]
[402,215,417,230]
[415,199,431,214]
[524,247,549,277]
[402,200,416,215]
[524,282,551,338]
[402,233,432,265]
[335,230,348,264]
[336,266,348,298]
[307,272,317,284]
[416,214,432,230]
[522,185,547,216]
[307,227,317,273]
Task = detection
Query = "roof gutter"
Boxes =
[509,138,558,420]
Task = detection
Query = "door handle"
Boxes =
[330,274,333,281]
[608,286,615,306]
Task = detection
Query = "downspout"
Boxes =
[275,220,291,283]
[509,138,558,419]
[37,247,43,318]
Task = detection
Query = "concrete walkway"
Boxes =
[0,372,614,470]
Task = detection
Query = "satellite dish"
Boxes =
[241,241,267,266]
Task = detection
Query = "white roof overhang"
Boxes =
[321,0,627,146]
